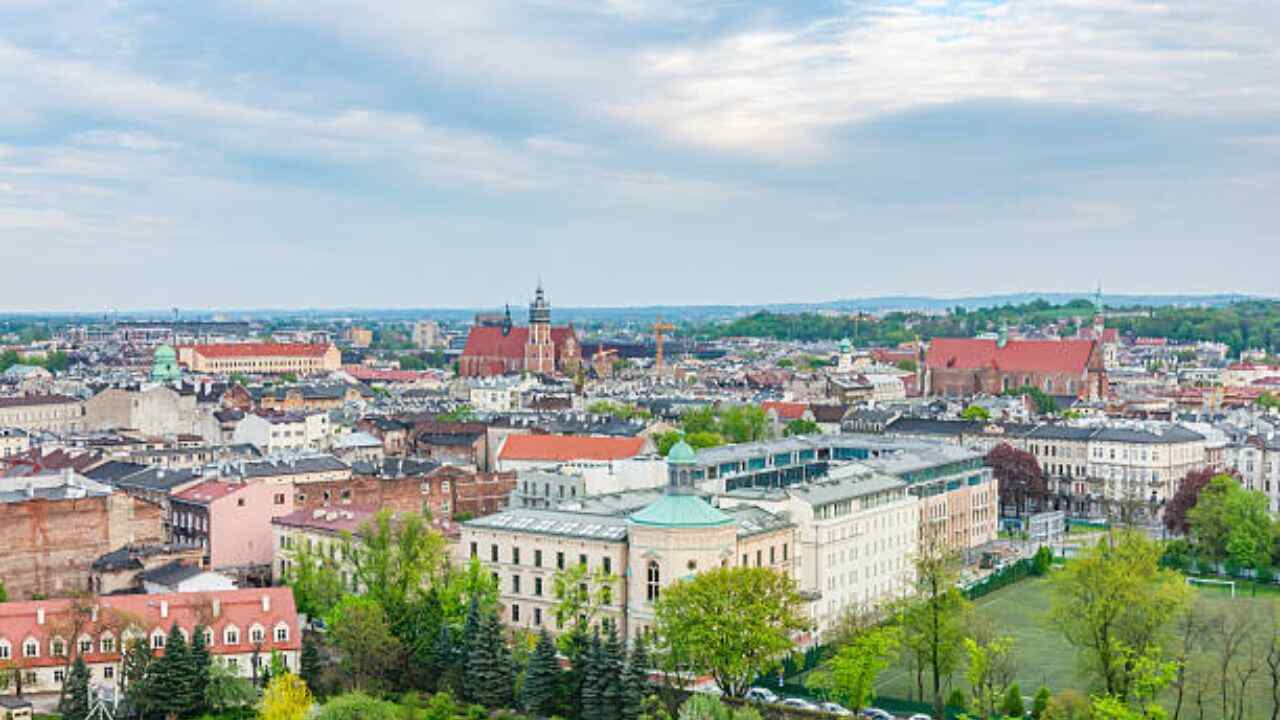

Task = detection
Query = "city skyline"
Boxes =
[2,0,1277,310]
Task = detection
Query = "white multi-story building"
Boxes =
[1226,437,1280,511]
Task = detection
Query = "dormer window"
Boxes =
[23,639,39,658]
[224,626,240,645]
[249,625,265,644]
[151,631,166,650]
[274,623,289,643]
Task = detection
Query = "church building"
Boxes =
[458,284,581,377]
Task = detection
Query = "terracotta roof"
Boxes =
[189,343,332,358]
[343,365,435,382]
[0,587,299,669]
[926,338,1096,374]
[0,394,80,408]
[173,480,245,504]
[762,401,809,421]
[500,434,647,462]
[272,506,378,534]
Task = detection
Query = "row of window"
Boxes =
[472,543,611,575]
[0,623,289,661]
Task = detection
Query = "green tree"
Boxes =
[552,561,619,640]
[1188,475,1273,574]
[351,510,447,622]
[1032,686,1052,719]
[150,623,197,718]
[1002,683,1026,719]
[285,541,347,619]
[439,557,501,627]
[622,635,652,720]
[783,419,821,436]
[653,566,809,697]
[0,578,7,602]
[122,637,155,716]
[189,624,212,716]
[205,660,257,714]
[314,691,402,720]
[300,634,324,697]
[465,610,515,708]
[962,629,1017,720]
[600,621,626,720]
[898,528,971,719]
[806,625,900,712]
[1050,529,1191,699]
[960,404,991,422]
[328,596,405,693]
[522,629,562,718]
[581,629,605,720]
[57,655,91,720]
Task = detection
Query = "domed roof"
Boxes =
[629,493,733,528]
[666,438,696,465]
[839,338,852,354]
[154,344,177,361]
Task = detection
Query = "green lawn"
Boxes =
[872,576,1278,719]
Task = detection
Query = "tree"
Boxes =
[149,623,198,719]
[1004,385,1059,415]
[328,596,404,693]
[960,405,991,422]
[259,673,313,720]
[57,655,91,720]
[523,629,562,718]
[205,660,257,714]
[783,419,821,436]
[314,692,402,720]
[1032,686,1052,719]
[0,579,6,602]
[1187,474,1271,571]
[1050,529,1191,699]
[581,629,605,720]
[465,609,515,708]
[351,510,447,623]
[898,528,971,719]
[806,625,900,713]
[962,625,1016,720]
[1002,683,1026,719]
[285,541,346,619]
[984,443,1047,517]
[653,566,809,697]
[300,634,324,696]
[552,561,620,639]
[122,637,155,716]
[1042,689,1092,720]
[1164,467,1230,535]
[600,621,626,720]
[622,635,652,720]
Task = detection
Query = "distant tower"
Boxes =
[524,282,555,374]
[837,338,854,374]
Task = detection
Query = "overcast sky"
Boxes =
[1,0,1277,311]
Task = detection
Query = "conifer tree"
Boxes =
[404,588,445,692]
[57,655,91,720]
[300,634,323,697]
[523,629,562,718]
[189,625,212,716]
[122,637,155,717]
[151,624,195,718]
[600,621,624,720]
[621,635,651,720]
[580,628,604,720]
[461,595,484,702]
[490,614,516,709]
[560,626,590,720]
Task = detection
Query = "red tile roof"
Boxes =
[0,394,80,408]
[343,365,436,382]
[461,326,577,360]
[189,343,332,358]
[762,401,808,421]
[174,480,246,504]
[499,434,647,462]
[926,338,1096,375]
[0,587,299,669]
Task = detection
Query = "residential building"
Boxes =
[170,480,292,571]
[0,588,300,695]
[413,319,441,349]
[0,428,29,459]
[0,395,85,433]
[270,506,378,591]
[232,411,331,454]
[85,385,218,441]
[496,434,664,495]
[0,472,163,600]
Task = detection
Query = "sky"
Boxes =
[1,0,1277,311]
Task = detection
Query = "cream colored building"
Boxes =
[271,507,374,593]
[179,342,340,375]
[462,440,795,641]
[0,428,29,458]
[0,395,84,433]
[85,385,219,441]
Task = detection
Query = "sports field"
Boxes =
[873,575,1277,719]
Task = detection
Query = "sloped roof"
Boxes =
[629,493,733,528]
[462,325,578,360]
[189,343,331,358]
[926,338,1096,374]
[500,434,647,462]
[763,401,808,421]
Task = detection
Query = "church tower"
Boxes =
[524,282,556,374]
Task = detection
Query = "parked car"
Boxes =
[861,709,894,720]
[820,701,854,716]
[907,714,932,720]
[780,698,819,711]
[745,688,780,704]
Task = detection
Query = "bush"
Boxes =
[1032,686,1052,719]
[1001,684,1024,719]
[1031,546,1053,576]
[679,695,730,720]
[1042,689,1090,720]
[946,689,967,709]
[314,692,400,720]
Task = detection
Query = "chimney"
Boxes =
[91,605,99,623]
[36,607,45,625]
[212,598,221,618]
[160,601,169,619]
[261,594,271,613]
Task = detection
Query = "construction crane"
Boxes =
[652,319,675,377]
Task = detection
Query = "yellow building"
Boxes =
[179,343,341,375]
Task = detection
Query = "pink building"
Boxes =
[171,480,294,570]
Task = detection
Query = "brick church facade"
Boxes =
[924,337,1108,401]
[458,284,581,378]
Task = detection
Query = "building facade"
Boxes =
[925,338,1108,401]
[179,343,341,375]
[458,285,581,378]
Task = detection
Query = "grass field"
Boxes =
[870,575,1278,719]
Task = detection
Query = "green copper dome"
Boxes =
[666,438,696,465]
[629,493,733,528]
[151,344,181,382]
[839,338,852,354]
[155,344,177,361]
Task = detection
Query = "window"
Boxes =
[79,637,93,655]
[512,575,521,594]
[534,577,543,597]
[491,544,499,562]
[534,607,542,626]
[274,493,285,505]
[770,546,776,564]
[151,632,165,650]
[54,669,66,684]
[602,557,611,575]
[470,542,478,558]
[557,552,565,570]
[275,624,289,643]
[512,604,521,622]
[237,498,245,507]
[224,627,240,645]
[579,553,588,568]
[782,543,789,561]
[534,550,543,567]
[203,628,214,647]
[104,665,115,680]
[512,547,520,565]
[0,641,10,661]
[250,626,265,644]
[756,550,763,567]
[51,638,66,657]
[646,561,661,602]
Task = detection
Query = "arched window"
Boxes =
[0,639,11,661]
[23,638,39,658]
[224,626,240,645]
[249,624,265,644]
[100,633,116,654]
[51,637,67,657]
[151,630,166,650]
[273,622,290,643]
[202,628,214,647]
[78,635,94,656]
[646,561,661,603]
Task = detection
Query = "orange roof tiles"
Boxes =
[499,434,647,462]
[190,343,331,358]
[926,338,1096,375]
[762,401,809,420]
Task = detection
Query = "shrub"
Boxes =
[678,695,730,720]
[946,689,967,709]
[1001,683,1024,719]
[1031,686,1052,719]
[314,692,401,720]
